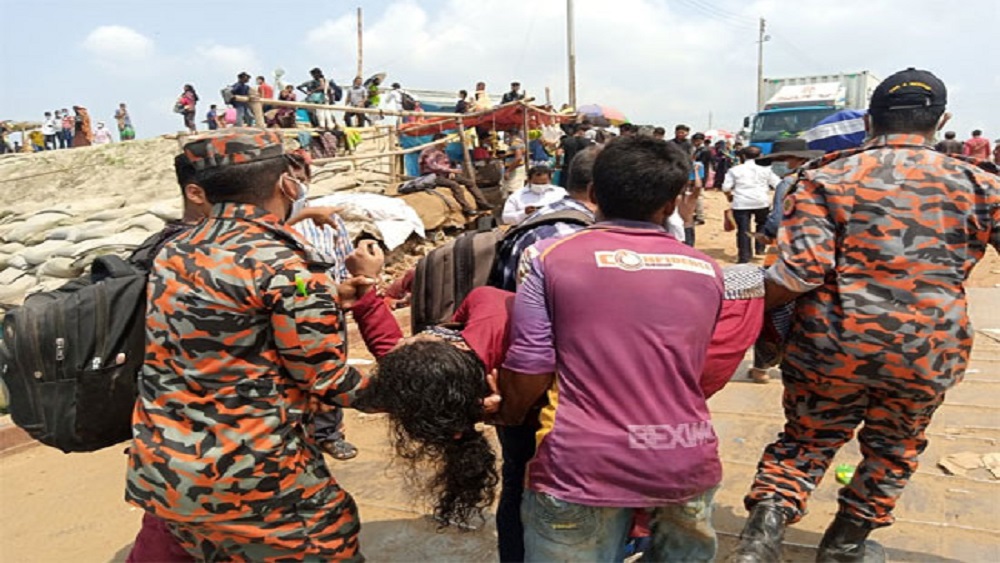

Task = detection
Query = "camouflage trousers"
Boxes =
[744,363,945,528]
[167,489,363,562]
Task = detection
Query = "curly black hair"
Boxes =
[361,339,498,528]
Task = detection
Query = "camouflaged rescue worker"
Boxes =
[126,129,382,561]
[729,68,1000,563]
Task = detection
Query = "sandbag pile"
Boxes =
[0,197,180,309]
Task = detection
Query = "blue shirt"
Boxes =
[231,81,250,108]
[762,175,794,239]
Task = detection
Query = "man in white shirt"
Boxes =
[722,145,780,263]
[502,165,568,224]
[41,111,59,150]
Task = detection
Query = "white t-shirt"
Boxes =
[41,118,58,136]
[722,160,781,210]
[502,184,568,224]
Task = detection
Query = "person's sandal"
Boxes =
[748,368,771,384]
[321,439,358,460]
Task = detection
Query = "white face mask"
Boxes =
[284,175,309,220]
[529,183,548,195]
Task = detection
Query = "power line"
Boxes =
[687,0,757,25]
[677,0,756,29]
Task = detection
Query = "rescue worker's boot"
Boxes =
[726,503,787,563]
[815,515,886,563]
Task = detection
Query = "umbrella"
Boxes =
[577,104,627,126]
[703,129,734,141]
[364,72,387,87]
[801,109,866,153]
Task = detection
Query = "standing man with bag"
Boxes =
[729,68,1000,563]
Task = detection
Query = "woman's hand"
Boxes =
[337,275,379,309]
[346,240,384,279]
[481,369,502,416]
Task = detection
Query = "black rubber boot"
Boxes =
[815,515,886,563]
[727,503,788,563]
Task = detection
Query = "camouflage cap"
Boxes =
[181,128,285,171]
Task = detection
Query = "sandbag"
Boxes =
[38,256,85,279]
[148,200,182,221]
[118,213,166,233]
[0,242,25,254]
[88,205,147,222]
[20,240,76,267]
[0,269,33,307]
[2,214,73,245]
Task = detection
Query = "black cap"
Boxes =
[869,68,946,111]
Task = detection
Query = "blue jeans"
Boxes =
[733,208,769,264]
[234,105,249,127]
[313,407,345,444]
[522,488,718,562]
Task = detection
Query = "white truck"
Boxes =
[745,71,880,154]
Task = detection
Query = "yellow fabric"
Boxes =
[534,378,560,451]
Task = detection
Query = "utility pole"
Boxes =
[356,7,363,79]
[756,17,769,112]
[567,0,577,109]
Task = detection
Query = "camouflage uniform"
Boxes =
[126,130,368,561]
[745,134,1000,528]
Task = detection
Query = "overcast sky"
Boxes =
[2,0,997,141]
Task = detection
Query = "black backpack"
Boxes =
[328,80,344,103]
[409,210,593,333]
[0,228,179,453]
[401,92,417,111]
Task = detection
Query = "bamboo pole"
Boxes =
[356,7,364,79]
[311,131,459,165]
[231,96,568,121]
[522,105,530,180]
[249,86,266,129]
[457,118,478,193]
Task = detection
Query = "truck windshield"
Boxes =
[752,108,838,142]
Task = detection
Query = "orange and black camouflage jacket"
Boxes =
[126,203,367,523]
[768,133,1000,395]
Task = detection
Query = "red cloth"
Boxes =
[259,83,274,100]
[964,137,991,160]
[452,287,514,371]
[126,513,193,562]
[350,288,404,359]
[351,285,513,371]
[701,297,765,398]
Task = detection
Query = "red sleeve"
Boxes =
[454,287,515,371]
[700,297,765,398]
[349,289,404,359]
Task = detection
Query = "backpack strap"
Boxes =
[91,255,138,281]
[502,209,593,241]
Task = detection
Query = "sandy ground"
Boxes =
[1,147,999,561]
[2,294,998,562]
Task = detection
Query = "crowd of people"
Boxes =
[111,66,1000,563]
[0,103,134,153]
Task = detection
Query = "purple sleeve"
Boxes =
[502,248,556,374]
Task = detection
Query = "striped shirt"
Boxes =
[292,211,353,282]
